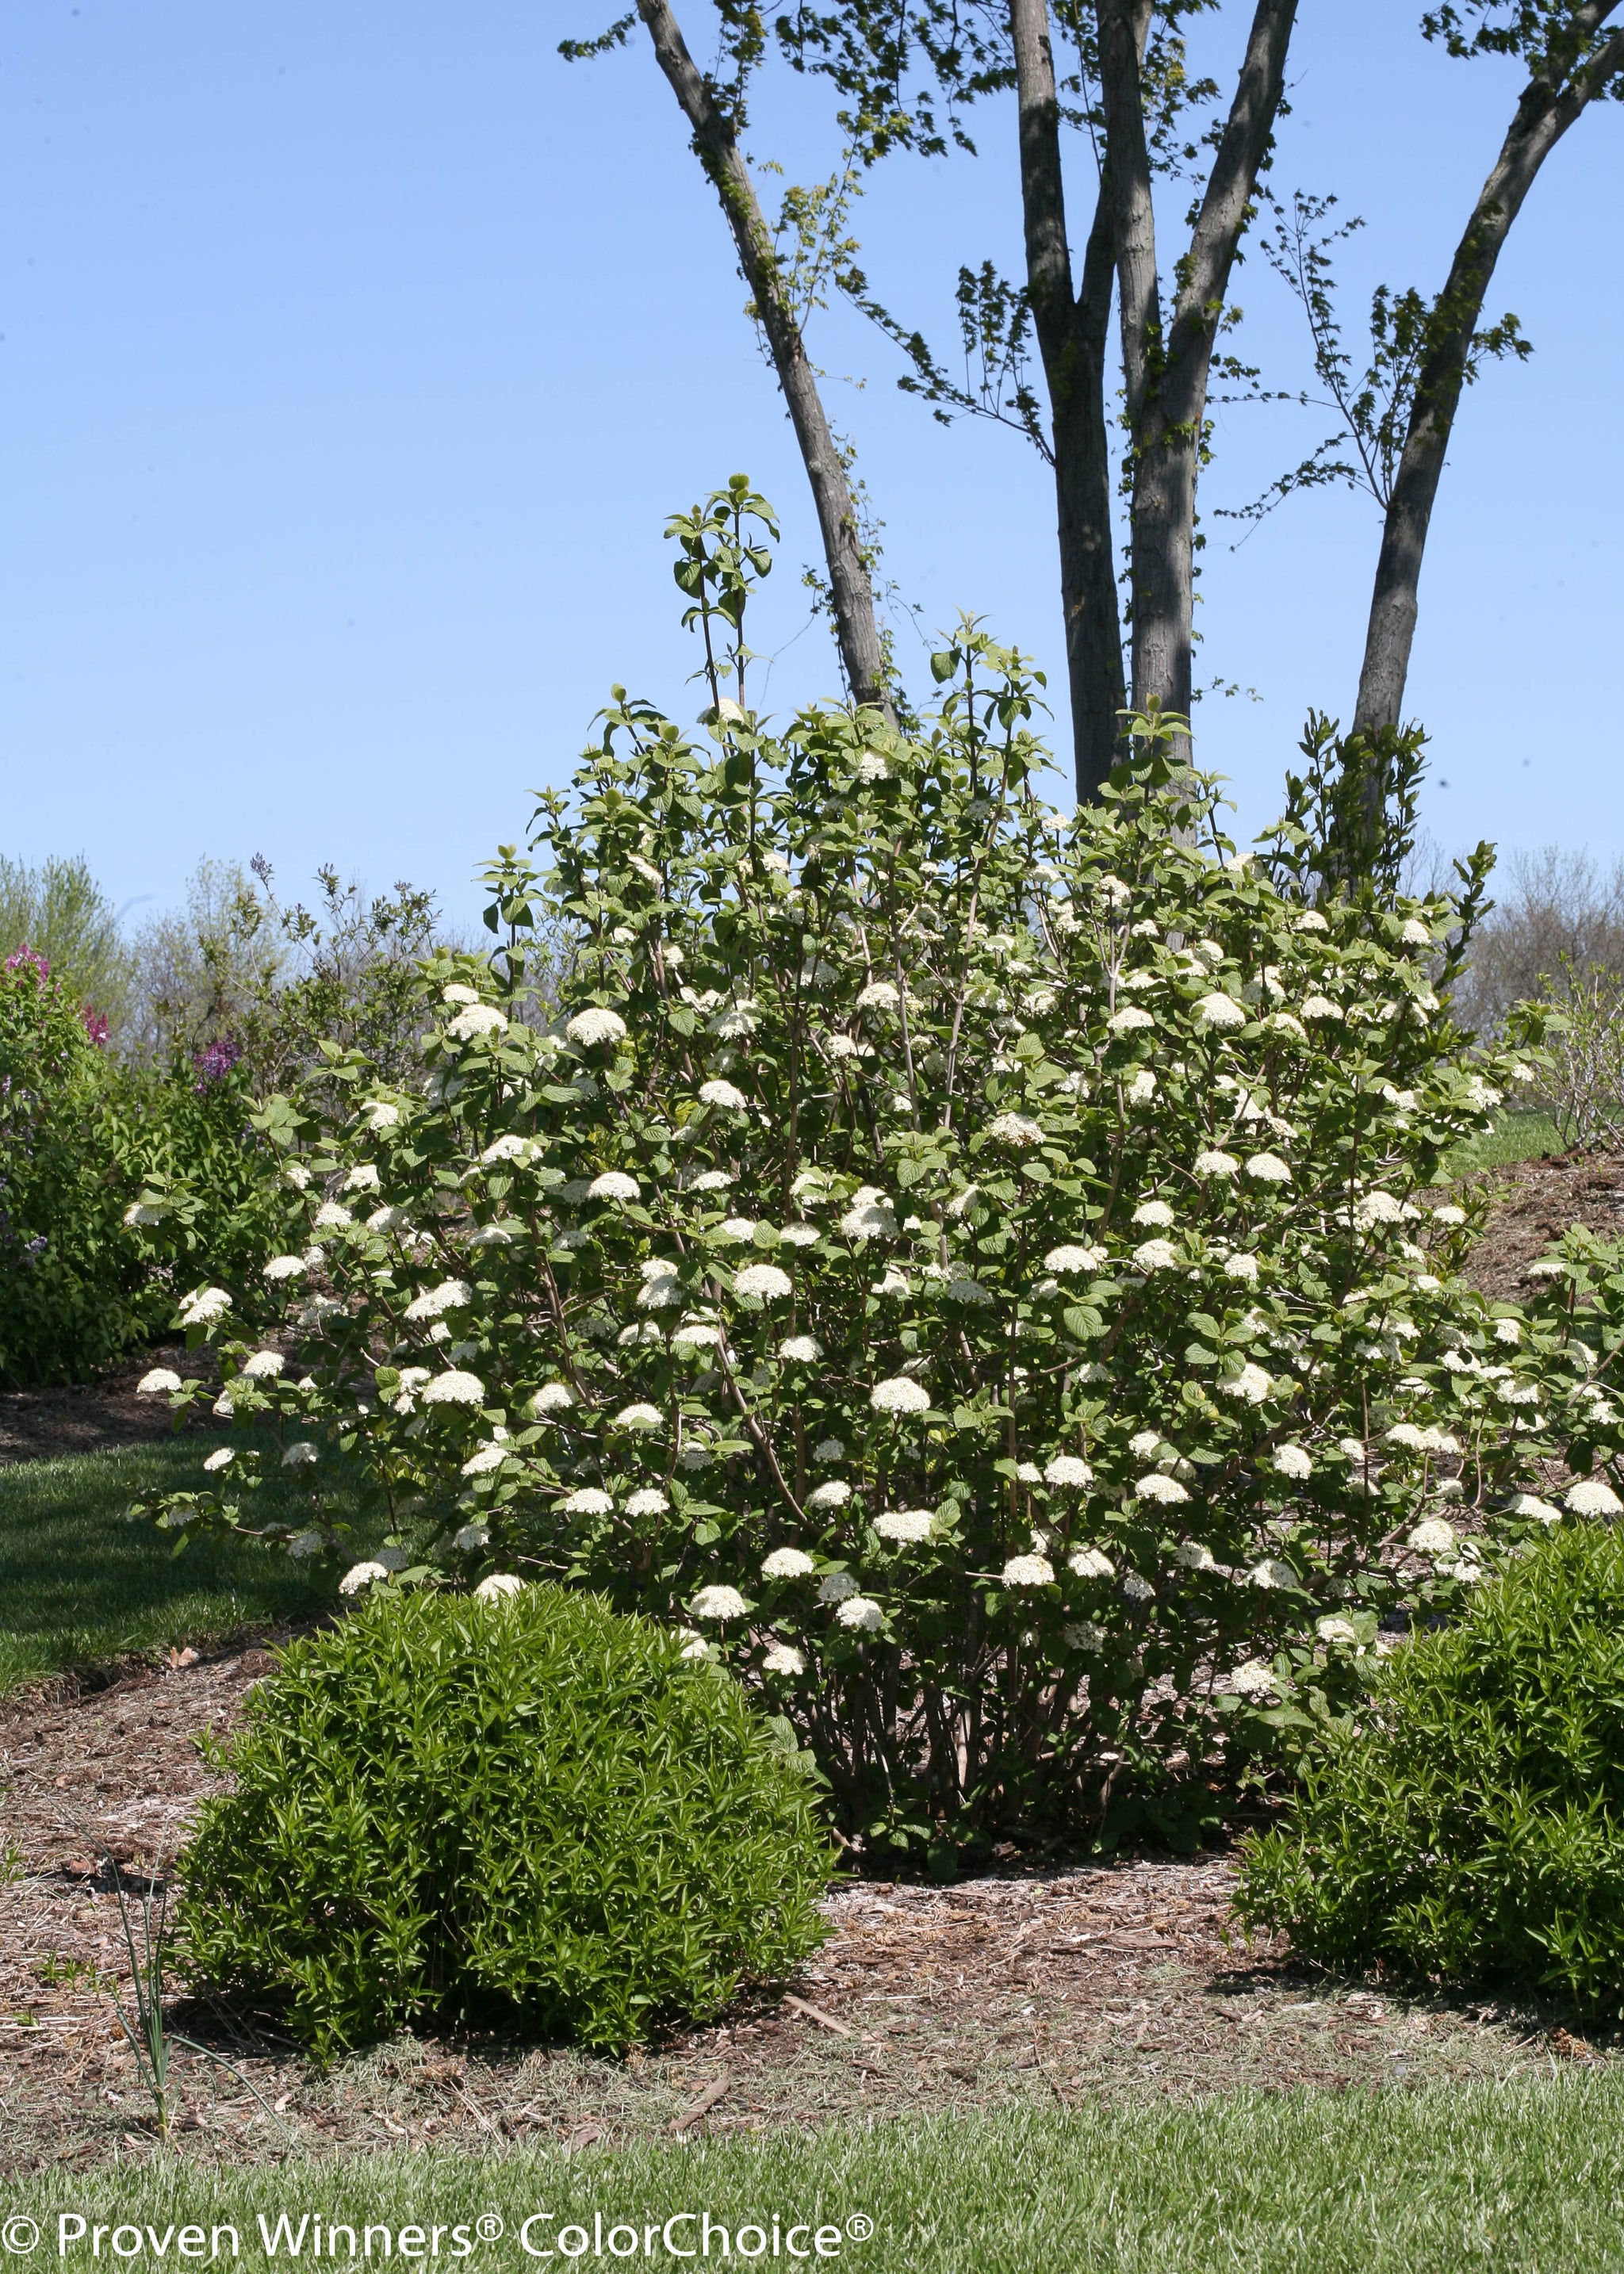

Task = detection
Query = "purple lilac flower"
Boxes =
[193,1034,244,1089]
[82,1006,110,1047]
[4,945,50,981]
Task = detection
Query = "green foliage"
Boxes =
[174,1583,832,2057]
[844,255,1049,459]
[1262,709,1492,926]
[1232,188,1533,540]
[1422,2,1624,86]
[0,942,285,1384]
[0,949,144,1384]
[105,1865,182,2137]
[1235,1522,1624,2016]
[112,1055,285,1298]
[0,852,453,1384]
[768,1,1221,170]
[134,485,1624,1855]
[0,853,133,1029]
[557,8,635,64]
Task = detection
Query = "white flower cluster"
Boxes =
[875,1508,935,1544]
[870,1376,930,1415]
[422,1370,484,1407]
[448,1003,508,1041]
[986,1112,1043,1146]
[733,1261,793,1300]
[565,1007,626,1047]
[404,1280,472,1323]
[179,1287,232,1326]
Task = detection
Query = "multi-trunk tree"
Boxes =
[565,2,1622,828]
[1096,0,1296,764]
[768,0,1282,786]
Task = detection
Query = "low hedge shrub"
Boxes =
[175,1583,833,2054]
[1235,1522,1624,2016]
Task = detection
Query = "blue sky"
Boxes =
[2,2,1618,929]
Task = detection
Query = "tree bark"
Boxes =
[635,0,895,720]
[1098,0,1298,744]
[1354,14,1624,736]
[1009,0,1129,801]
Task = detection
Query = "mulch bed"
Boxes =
[2,1147,1620,2173]
[1461,1146,1624,1300]
[0,1646,1589,2176]
[0,1345,220,1468]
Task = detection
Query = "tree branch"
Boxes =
[1099,0,1297,727]
[1354,10,1624,733]
[634,0,895,719]
[1007,0,1137,797]
[1176,0,1299,341]
[1009,0,1074,321]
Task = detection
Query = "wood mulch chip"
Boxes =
[0,1346,220,1468]
[0,1648,1593,2176]
[1461,1144,1624,1300]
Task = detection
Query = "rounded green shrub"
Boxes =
[175,1584,833,2055]
[1235,1523,1624,2016]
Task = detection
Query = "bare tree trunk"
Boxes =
[636,0,895,720]
[1098,0,1298,748]
[1354,14,1624,737]
[1055,193,1128,797]
[1010,0,1129,801]
[1096,0,1165,709]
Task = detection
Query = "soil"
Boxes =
[1458,1145,1624,1300]
[0,1345,220,1468]
[2,1148,1621,2174]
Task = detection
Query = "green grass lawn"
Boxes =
[0,1436,366,1695]
[1444,1107,1564,1177]
[8,2080,1624,2270]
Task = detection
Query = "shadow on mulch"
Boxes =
[0,1645,1603,2177]
[0,1344,224,1468]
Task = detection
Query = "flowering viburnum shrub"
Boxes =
[138,486,1618,1847]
